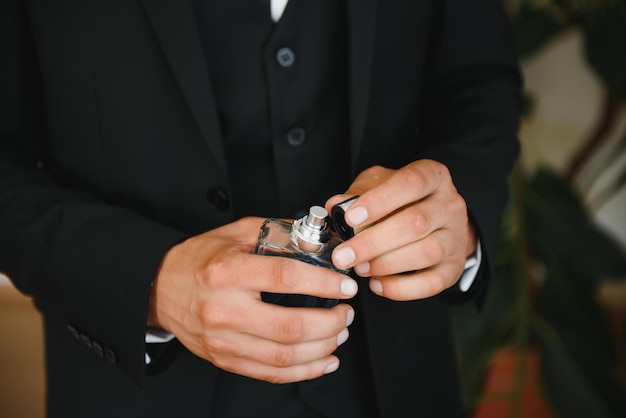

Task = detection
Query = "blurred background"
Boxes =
[1,1,625,417]
[450,1,626,417]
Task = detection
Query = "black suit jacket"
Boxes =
[0,0,521,416]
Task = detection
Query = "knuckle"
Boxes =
[272,347,296,368]
[434,160,450,177]
[408,160,453,189]
[277,317,305,343]
[406,162,430,189]
[362,165,385,178]
[423,159,449,178]
[202,334,229,356]
[200,303,231,329]
[272,258,298,290]
[423,242,444,265]
[407,208,428,235]
[202,251,231,289]
[449,254,467,274]
[449,193,467,215]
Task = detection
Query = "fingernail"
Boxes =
[334,247,356,268]
[347,206,368,226]
[325,360,339,374]
[341,278,358,296]
[346,308,355,326]
[337,328,349,346]
[354,262,370,276]
[370,279,383,295]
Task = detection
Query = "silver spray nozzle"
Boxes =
[291,206,331,253]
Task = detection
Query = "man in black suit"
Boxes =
[0,0,520,416]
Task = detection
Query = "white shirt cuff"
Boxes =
[459,240,482,292]
[145,326,176,364]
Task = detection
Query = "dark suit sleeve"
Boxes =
[417,0,522,304]
[0,0,187,384]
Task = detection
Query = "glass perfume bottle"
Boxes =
[254,205,350,308]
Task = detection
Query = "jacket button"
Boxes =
[276,47,296,68]
[104,347,118,364]
[79,333,93,349]
[286,127,306,147]
[92,341,104,358]
[66,324,80,340]
[207,187,229,211]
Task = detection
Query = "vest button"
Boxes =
[276,47,296,67]
[103,347,118,365]
[66,324,80,340]
[207,187,230,211]
[286,127,307,147]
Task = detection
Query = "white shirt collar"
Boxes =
[270,0,289,22]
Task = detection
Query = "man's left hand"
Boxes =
[325,159,477,301]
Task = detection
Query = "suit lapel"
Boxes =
[347,0,377,172]
[347,1,420,399]
[345,3,410,410]
[140,0,227,174]
[140,0,376,176]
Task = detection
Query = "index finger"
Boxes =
[342,160,450,229]
[248,254,358,300]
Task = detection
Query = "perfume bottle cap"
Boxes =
[331,196,359,240]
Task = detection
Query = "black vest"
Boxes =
[193,0,378,417]
[194,0,352,220]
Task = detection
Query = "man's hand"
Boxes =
[325,159,477,301]
[147,217,357,383]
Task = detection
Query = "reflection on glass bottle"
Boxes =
[254,205,349,308]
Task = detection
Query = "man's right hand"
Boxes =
[147,217,357,384]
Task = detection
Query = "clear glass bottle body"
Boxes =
[254,207,349,308]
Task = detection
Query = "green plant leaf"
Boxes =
[538,316,626,418]
[449,226,524,408]
[523,168,626,415]
[525,168,626,281]
[537,256,617,369]
[579,1,626,100]
[525,168,623,357]
[509,2,570,60]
